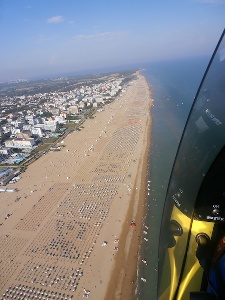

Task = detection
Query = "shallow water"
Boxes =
[136,56,209,299]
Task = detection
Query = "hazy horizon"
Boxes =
[0,54,211,83]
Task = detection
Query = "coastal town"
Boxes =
[0,71,135,184]
[0,72,152,299]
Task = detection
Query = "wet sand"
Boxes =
[0,72,152,300]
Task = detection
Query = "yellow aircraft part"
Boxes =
[177,219,214,299]
[159,205,214,300]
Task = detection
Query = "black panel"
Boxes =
[194,147,225,222]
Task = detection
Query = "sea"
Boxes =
[136,55,211,299]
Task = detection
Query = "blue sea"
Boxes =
[136,56,210,299]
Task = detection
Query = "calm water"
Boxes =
[136,56,210,299]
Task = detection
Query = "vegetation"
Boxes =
[0,132,11,143]
[41,111,53,118]
[66,115,80,120]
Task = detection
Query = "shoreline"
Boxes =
[105,82,152,300]
[0,73,152,300]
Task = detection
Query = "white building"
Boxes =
[23,124,32,131]
[5,138,35,150]
[43,119,58,132]
[11,128,21,135]
[0,148,14,155]
[55,116,66,124]
[31,127,43,137]
[69,106,79,115]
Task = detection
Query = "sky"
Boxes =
[0,0,224,81]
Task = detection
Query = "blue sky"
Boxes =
[0,0,224,81]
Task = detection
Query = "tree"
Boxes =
[41,112,53,118]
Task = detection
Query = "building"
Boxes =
[69,106,79,114]
[55,116,66,124]
[35,119,58,132]
[31,127,43,137]
[16,131,32,139]
[4,138,35,150]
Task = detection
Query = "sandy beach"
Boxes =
[0,72,152,300]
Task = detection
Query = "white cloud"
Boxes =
[72,31,128,41]
[47,16,64,24]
